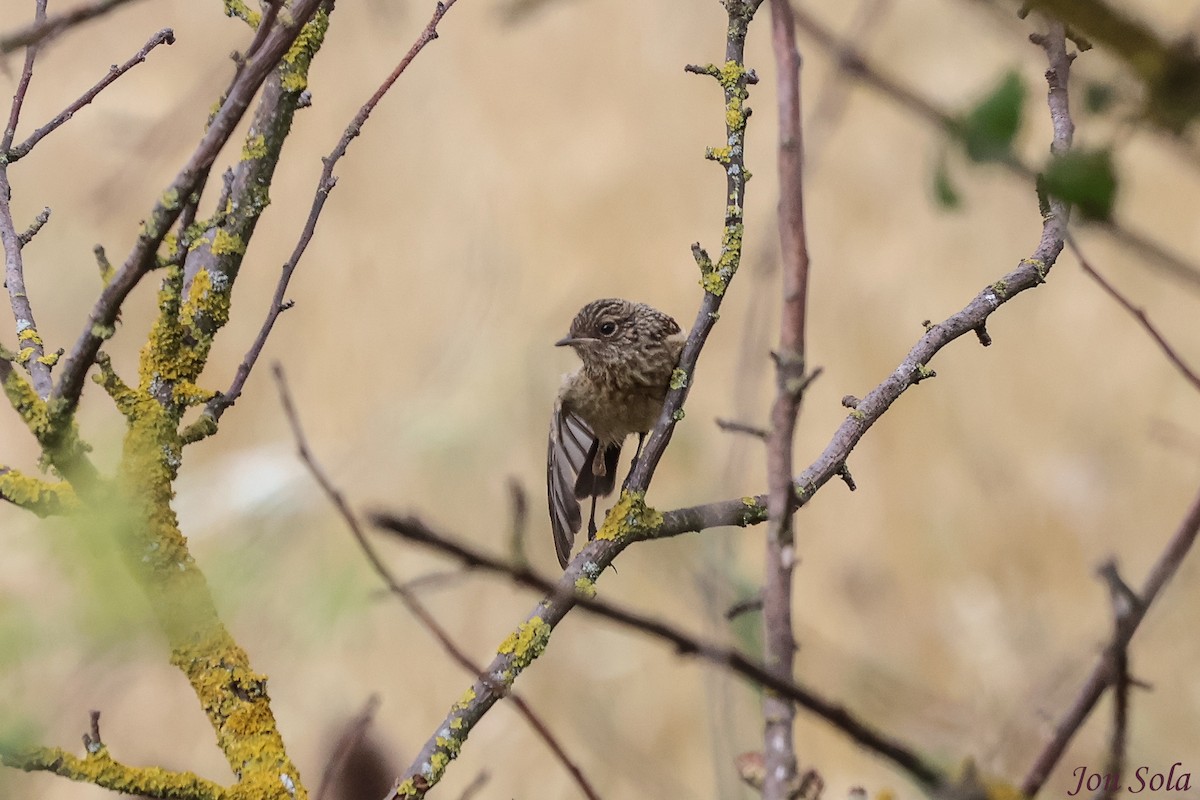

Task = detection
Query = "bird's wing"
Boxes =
[548,396,593,568]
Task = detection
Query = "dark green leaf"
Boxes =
[961,70,1026,162]
[1084,82,1116,115]
[933,155,962,210]
[1041,149,1118,221]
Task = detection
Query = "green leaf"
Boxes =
[960,70,1026,162]
[932,154,962,210]
[1042,149,1118,221]
[1084,82,1116,115]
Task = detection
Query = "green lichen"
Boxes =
[573,576,597,598]
[850,408,866,421]
[0,468,79,516]
[594,491,664,546]
[738,496,767,526]
[726,96,745,132]
[497,617,551,673]
[161,188,181,211]
[718,59,748,89]
[279,8,330,94]
[706,145,733,164]
[990,280,1008,299]
[16,347,35,364]
[916,364,936,380]
[91,323,116,340]
[36,352,59,367]
[669,369,688,390]
[701,270,728,296]
[17,328,42,345]
[210,229,246,256]
[242,133,268,161]
[672,408,686,421]
[1022,257,1048,282]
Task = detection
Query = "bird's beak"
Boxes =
[555,336,593,347]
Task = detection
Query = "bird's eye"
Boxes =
[598,321,617,336]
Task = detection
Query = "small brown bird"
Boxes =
[548,298,685,567]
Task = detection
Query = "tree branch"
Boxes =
[1020,482,1200,795]
[185,0,461,444]
[6,28,176,162]
[0,0,146,54]
[1069,235,1200,393]
[787,3,1200,292]
[49,0,329,427]
[762,0,811,794]
[373,512,945,794]
[627,0,767,491]
[1,0,53,398]
[272,364,600,800]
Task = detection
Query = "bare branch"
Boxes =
[0,0,146,54]
[1,0,53,398]
[787,3,1200,292]
[16,207,50,246]
[1069,235,1200,394]
[373,512,945,793]
[1021,484,1200,795]
[715,417,769,440]
[7,28,176,162]
[272,364,601,800]
[190,0,461,440]
[763,0,811,793]
[1096,560,1134,800]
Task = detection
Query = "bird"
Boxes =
[547,298,685,568]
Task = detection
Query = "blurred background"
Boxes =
[3,0,1200,797]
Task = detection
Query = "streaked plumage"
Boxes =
[548,299,684,567]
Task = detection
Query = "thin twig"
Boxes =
[1069,235,1200,393]
[1021,483,1200,795]
[763,0,811,794]
[7,28,175,162]
[0,0,145,54]
[16,207,50,246]
[715,417,770,440]
[626,0,766,492]
[373,512,945,793]
[271,364,601,800]
[1096,560,1133,800]
[787,3,1200,292]
[194,0,460,438]
[50,0,329,424]
[1,0,54,398]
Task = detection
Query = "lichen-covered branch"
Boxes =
[2,743,224,800]
[627,0,766,491]
[383,5,768,794]
[0,465,78,515]
[49,0,329,430]
[374,512,945,793]
[184,0,460,445]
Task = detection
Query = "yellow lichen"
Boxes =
[210,229,246,256]
[496,616,551,672]
[242,133,268,161]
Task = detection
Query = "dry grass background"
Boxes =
[3,0,1200,798]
